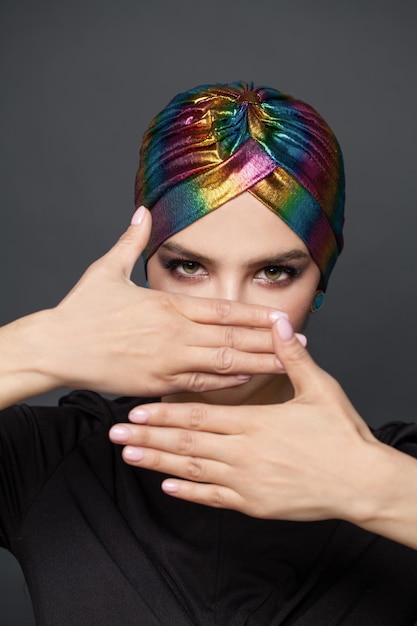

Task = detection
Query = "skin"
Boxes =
[0,206,288,409]
[109,194,417,551]
[147,192,320,406]
[2,194,417,551]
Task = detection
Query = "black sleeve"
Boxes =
[0,391,111,548]
[372,421,417,459]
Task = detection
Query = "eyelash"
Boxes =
[255,265,301,285]
[161,257,302,286]
[161,257,206,279]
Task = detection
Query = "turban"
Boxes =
[135,81,345,289]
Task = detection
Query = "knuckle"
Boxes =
[139,428,150,446]
[158,294,174,311]
[189,405,207,429]
[256,353,269,371]
[188,372,208,392]
[154,405,171,423]
[117,231,136,246]
[215,300,232,320]
[208,488,225,508]
[214,347,233,372]
[224,326,238,349]
[284,342,311,367]
[150,449,162,469]
[186,459,204,480]
[252,503,268,519]
[178,429,195,453]
[248,307,264,326]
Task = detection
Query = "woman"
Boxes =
[1,82,417,625]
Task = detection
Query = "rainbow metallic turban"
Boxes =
[135,81,345,289]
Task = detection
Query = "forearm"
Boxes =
[346,440,417,550]
[0,310,60,408]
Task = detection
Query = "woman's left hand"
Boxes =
[110,318,417,549]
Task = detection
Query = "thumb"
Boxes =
[272,317,322,396]
[99,205,152,279]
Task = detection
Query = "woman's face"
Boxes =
[147,191,321,404]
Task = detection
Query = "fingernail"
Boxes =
[129,408,150,423]
[269,310,289,323]
[276,317,294,341]
[131,205,146,225]
[236,374,252,381]
[275,357,285,370]
[123,446,144,461]
[162,479,179,493]
[296,333,307,347]
[109,426,131,443]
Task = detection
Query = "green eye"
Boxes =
[264,267,283,281]
[181,261,200,274]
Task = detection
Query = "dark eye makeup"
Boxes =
[254,265,302,285]
[161,257,206,276]
[160,255,303,286]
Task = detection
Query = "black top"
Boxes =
[1,391,417,625]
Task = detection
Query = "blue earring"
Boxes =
[310,290,325,313]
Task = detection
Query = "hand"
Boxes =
[110,315,379,524]
[2,206,292,406]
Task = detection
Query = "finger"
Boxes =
[188,324,274,353]
[95,206,152,279]
[162,478,242,511]
[272,317,323,396]
[128,402,244,435]
[173,294,287,329]
[174,372,255,393]
[121,445,229,483]
[184,346,281,377]
[186,325,307,355]
[110,423,231,462]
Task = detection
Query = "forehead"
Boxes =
[164,191,310,258]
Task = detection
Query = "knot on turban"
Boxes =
[135,81,345,289]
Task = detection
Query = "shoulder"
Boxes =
[58,390,160,427]
[0,390,159,465]
[3,389,158,426]
[0,391,159,546]
[57,389,154,424]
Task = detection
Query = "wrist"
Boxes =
[339,439,388,526]
[0,309,63,407]
[342,438,417,548]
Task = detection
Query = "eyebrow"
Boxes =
[158,242,310,268]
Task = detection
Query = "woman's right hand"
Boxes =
[0,207,284,408]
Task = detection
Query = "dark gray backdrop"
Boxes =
[1,1,416,623]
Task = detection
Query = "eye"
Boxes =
[254,264,301,286]
[263,266,285,281]
[161,256,208,280]
[178,261,201,275]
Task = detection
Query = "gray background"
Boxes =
[1,0,416,623]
